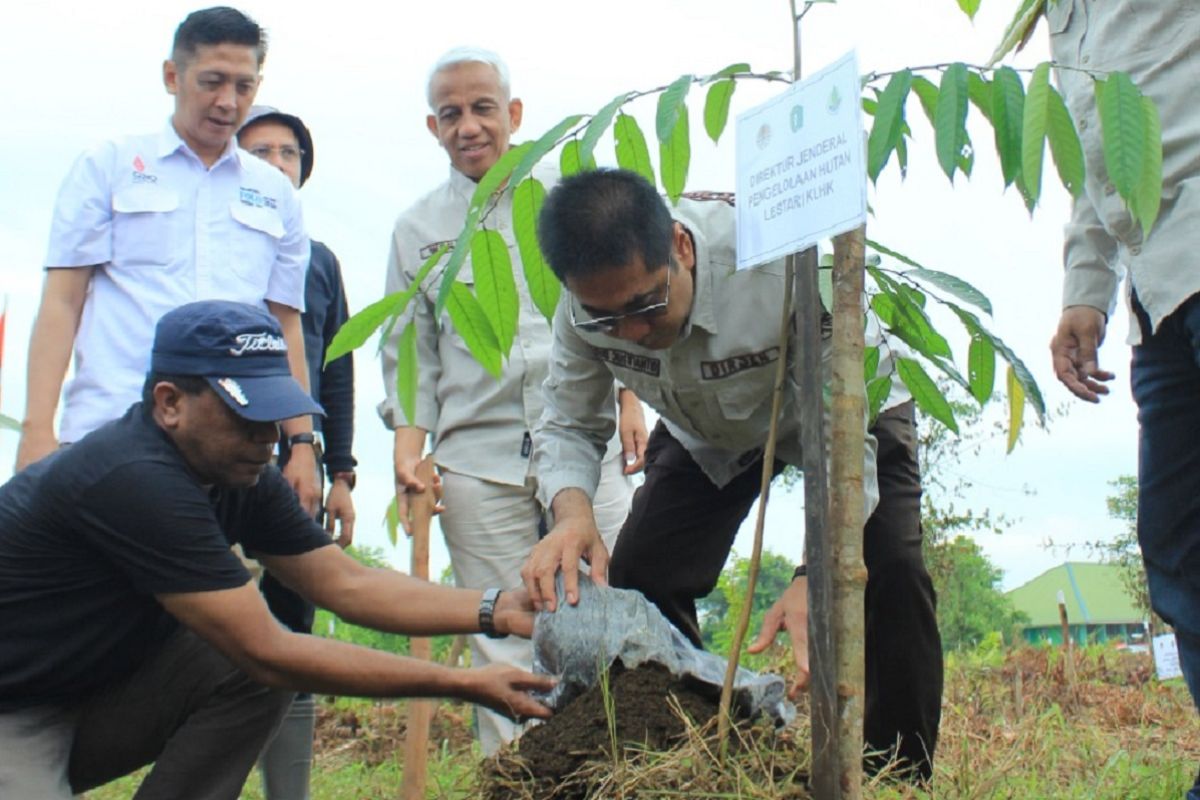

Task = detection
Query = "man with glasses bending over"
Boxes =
[524,168,943,781]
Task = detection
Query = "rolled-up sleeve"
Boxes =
[533,299,618,507]
[378,221,442,432]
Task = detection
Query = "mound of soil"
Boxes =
[485,661,722,799]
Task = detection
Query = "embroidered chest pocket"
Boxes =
[111,185,180,268]
[709,377,771,422]
[1046,0,1074,34]
[227,202,284,295]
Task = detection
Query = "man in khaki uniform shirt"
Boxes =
[379,47,641,754]
[526,169,944,780]
[1047,4,1200,797]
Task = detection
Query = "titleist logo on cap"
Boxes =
[229,332,287,356]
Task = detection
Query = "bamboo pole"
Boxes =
[829,227,867,798]
[401,455,438,800]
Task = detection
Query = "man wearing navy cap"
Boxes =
[0,301,552,799]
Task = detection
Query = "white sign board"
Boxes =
[735,50,868,270]
[1153,633,1183,681]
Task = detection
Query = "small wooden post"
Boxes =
[401,456,438,800]
[1057,589,1076,689]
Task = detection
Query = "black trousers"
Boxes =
[609,402,943,779]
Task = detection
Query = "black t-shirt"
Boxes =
[0,405,332,711]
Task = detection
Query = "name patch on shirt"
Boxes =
[701,347,780,380]
[419,240,456,260]
[592,347,662,377]
[239,187,278,210]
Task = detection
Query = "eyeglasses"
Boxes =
[246,145,305,163]
[570,266,672,334]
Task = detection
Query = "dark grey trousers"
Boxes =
[0,626,291,799]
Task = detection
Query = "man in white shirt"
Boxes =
[15,6,320,515]
[380,47,642,754]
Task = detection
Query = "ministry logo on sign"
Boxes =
[756,123,772,150]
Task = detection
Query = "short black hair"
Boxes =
[172,7,267,68]
[536,169,674,283]
[142,373,210,408]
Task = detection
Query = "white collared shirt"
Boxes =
[45,120,309,442]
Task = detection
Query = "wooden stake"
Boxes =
[401,455,438,800]
[830,227,867,798]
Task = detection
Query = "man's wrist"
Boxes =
[792,564,807,581]
[287,432,316,449]
[332,470,356,491]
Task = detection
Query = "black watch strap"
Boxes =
[792,564,808,580]
[287,433,316,448]
[479,588,506,639]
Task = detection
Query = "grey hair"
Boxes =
[426,46,511,109]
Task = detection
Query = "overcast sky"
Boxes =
[0,0,1140,596]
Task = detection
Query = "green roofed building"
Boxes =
[1006,562,1147,647]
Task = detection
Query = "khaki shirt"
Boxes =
[379,166,617,486]
[534,196,878,510]
[1050,0,1200,342]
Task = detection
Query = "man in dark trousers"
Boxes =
[238,104,357,798]
[524,169,941,780]
[0,301,551,799]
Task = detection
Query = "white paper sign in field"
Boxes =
[1153,633,1183,681]
[735,50,867,270]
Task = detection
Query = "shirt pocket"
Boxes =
[709,377,770,422]
[228,202,284,294]
[111,185,180,268]
[1046,0,1073,34]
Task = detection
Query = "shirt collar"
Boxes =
[156,118,239,168]
[678,218,719,336]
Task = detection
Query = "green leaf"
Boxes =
[896,133,909,178]
[988,0,1046,67]
[1096,71,1147,201]
[656,74,694,143]
[327,290,410,366]
[1045,84,1085,197]
[470,229,518,356]
[967,71,993,124]
[1021,62,1052,210]
[957,0,981,20]
[579,92,633,169]
[510,114,586,192]
[614,112,656,189]
[705,62,751,83]
[867,70,912,183]
[393,319,419,426]
[0,413,19,432]
[935,63,970,182]
[1006,365,1026,453]
[704,79,737,144]
[867,376,893,424]
[910,75,940,129]
[864,344,881,383]
[434,142,534,316]
[384,498,400,547]
[990,66,1025,187]
[1128,95,1163,236]
[445,281,503,378]
[375,244,448,358]
[512,178,560,323]
[560,139,596,178]
[967,333,996,405]
[660,104,691,204]
[869,269,952,360]
[951,306,1046,423]
[907,267,993,315]
[897,357,959,433]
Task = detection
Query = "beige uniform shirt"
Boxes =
[534,196,878,509]
[379,166,617,486]
[1050,0,1200,342]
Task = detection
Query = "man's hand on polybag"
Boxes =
[494,587,543,639]
[463,662,556,722]
[521,489,608,612]
[748,575,810,699]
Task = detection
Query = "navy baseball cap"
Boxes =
[151,301,324,422]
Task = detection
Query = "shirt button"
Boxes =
[1131,245,1142,256]
[1082,55,1090,65]
[1104,183,1115,196]
[1079,118,1088,130]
